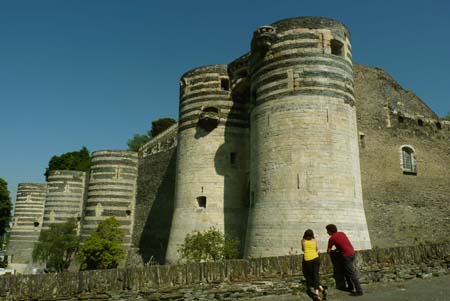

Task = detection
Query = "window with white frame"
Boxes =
[401,146,416,174]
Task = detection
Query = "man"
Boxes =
[326,224,363,296]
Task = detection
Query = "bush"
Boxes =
[78,217,125,270]
[178,228,240,263]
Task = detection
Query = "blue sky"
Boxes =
[1,0,449,202]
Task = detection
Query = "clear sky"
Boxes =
[1,0,449,203]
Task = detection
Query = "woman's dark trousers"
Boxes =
[302,257,321,289]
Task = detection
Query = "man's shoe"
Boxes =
[349,291,363,296]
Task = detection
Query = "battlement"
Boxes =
[140,123,178,158]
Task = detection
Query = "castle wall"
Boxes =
[354,64,450,248]
[165,65,250,263]
[80,150,138,247]
[8,183,47,264]
[245,17,371,258]
[42,170,87,232]
[128,125,177,265]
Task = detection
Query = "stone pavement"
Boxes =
[247,275,450,301]
[326,275,450,301]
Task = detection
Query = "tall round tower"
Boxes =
[165,65,249,263]
[80,150,138,247]
[8,183,46,264]
[42,170,87,232]
[245,17,371,258]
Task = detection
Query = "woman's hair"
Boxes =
[303,229,315,240]
[326,224,338,234]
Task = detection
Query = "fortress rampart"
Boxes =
[7,16,450,270]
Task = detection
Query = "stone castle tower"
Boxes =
[165,65,250,263]
[245,17,371,257]
[42,170,87,232]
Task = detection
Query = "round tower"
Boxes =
[165,65,250,263]
[80,150,138,247]
[245,17,371,258]
[42,170,87,232]
[8,183,46,264]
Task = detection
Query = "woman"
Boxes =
[302,229,326,301]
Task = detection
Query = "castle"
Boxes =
[8,16,450,270]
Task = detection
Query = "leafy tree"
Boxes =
[127,133,150,152]
[178,228,240,263]
[149,118,176,138]
[45,146,91,180]
[127,117,176,151]
[78,217,125,270]
[0,178,12,249]
[32,218,80,272]
[443,112,450,121]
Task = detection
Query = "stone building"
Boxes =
[8,16,450,269]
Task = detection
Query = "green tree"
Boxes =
[32,218,80,272]
[0,178,12,249]
[127,117,176,151]
[45,146,91,180]
[78,217,125,270]
[178,228,240,263]
[149,118,176,138]
[127,133,150,152]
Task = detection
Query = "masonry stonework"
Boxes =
[42,170,87,232]
[8,183,47,265]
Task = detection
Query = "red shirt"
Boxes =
[328,232,355,257]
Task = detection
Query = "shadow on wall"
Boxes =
[135,150,177,264]
[213,106,250,257]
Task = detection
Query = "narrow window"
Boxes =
[330,39,344,56]
[398,115,404,123]
[401,146,417,174]
[220,78,229,91]
[359,133,365,148]
[33,221,40,227]
[125,210,131,216]
[417,119,424,126]
[197,196,207,208]
[230,152,236,165]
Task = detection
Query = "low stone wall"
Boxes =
[1,243,449,300]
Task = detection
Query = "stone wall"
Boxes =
[1,243,449,300]
[354,64,450,248]
[128,126,177,265]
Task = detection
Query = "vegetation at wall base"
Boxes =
[32,218,80,272]
[127,117,176,151]
[0,178,12,248]
[44,146,91,180]
[78,217,125,270]
[178,228,240,263]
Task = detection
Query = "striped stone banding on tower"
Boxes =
[81,150,138,247]
[42,170,87,230]
[8,183,47,263]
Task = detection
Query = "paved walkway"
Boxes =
[249,275,450,301]
[328,275,450,301]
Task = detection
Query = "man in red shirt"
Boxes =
[326,224,363,296]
